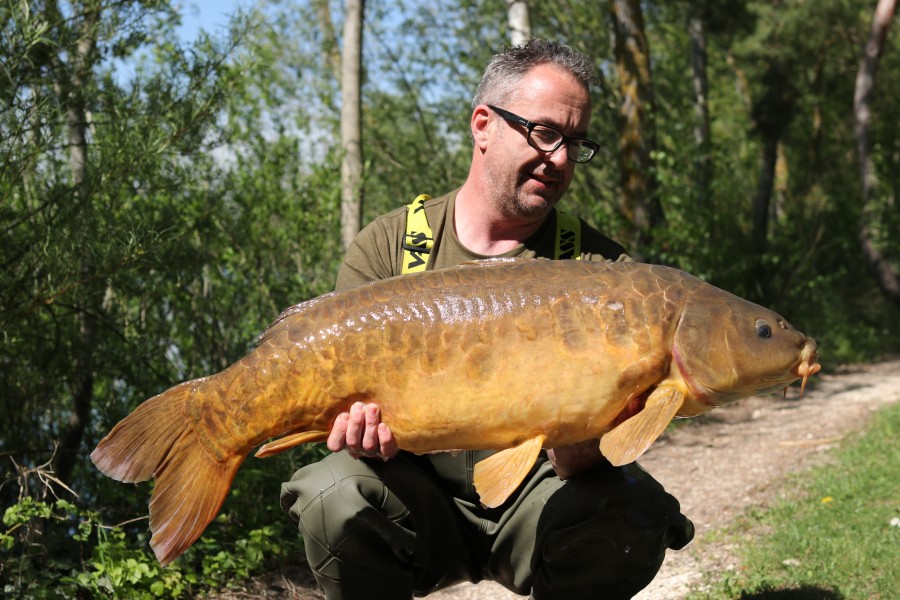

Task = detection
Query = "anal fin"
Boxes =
[600,385,684,466]
[255,430,329,458]
[473,435,545,508]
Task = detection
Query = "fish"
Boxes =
[91,258,820,566]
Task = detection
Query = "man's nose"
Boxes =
[545,142,571,168]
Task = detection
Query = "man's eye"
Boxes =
[532,127,560,144]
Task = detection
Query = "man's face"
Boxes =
[483,64,592,223]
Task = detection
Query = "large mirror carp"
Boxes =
[92,258,820,566]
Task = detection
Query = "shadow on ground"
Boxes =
[736,584,843,599]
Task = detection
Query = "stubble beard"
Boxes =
[500,176,561,223]
[510,193,555,222]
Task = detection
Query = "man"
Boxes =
[281,38,693,600]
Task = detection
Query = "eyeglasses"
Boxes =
[488,105,599,164]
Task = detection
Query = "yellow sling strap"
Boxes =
[402,194,433,274]
[401,196,582,274]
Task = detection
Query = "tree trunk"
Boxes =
[507,1,531,46]
[340,0,364,251]
[609,0,664,255]
[689,9,711,210]
[749,61,793,261]
[48,0,100,485]
[854,0,899,307]
[751,135,778,255]
[726,49,752,109]
[314,0,341,78]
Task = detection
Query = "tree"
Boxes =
[46,0,103,487]
[688,5,711,209]
[750,60,794,255]
[0,0,190,491]
[341,0,365,250]
[854,0,899,307]
[0,1,317,592]
[507,1,531,46]
[608,0,664,254]
[682,0,753,213]
[314,0,342,77]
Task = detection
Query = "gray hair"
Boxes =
[472,38,596,108]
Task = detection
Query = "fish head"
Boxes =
[672,289,820,416]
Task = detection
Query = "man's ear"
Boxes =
[471,104,492,150]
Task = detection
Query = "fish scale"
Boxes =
[91,258,820,566]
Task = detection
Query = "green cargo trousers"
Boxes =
[281,450,693,600]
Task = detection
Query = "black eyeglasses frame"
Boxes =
[487,105,599,164]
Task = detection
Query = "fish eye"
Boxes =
[755,320,772,339]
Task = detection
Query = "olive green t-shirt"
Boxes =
[334,189,629,499]
[336,188,629,292]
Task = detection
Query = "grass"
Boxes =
[688,402,900,600]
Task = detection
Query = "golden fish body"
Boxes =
[92,259,820,566]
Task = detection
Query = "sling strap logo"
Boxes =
[403,231,430,271]
[554,211,582,260]
[402,194,433,274]
[557,227,577,259]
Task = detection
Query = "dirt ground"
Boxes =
[216,357,900,600]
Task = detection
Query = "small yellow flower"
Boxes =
[821,496,833,504]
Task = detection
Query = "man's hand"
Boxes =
[547,438,607,479]
[327,401,399,460]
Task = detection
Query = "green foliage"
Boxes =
[692,403,900,599]
[1,0,334,596]
[638,0,900,364]
[1,0,898,596]
[0,455,312,597]
[2,496,85,597]
[66,525,195,599]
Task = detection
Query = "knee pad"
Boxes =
[280,454,419,599]
[531,463,694,599]
[282,453,410,553]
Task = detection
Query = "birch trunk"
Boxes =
[341,0,364,251]
[507,1,531,46]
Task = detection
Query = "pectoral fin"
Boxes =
[255,431,329,458]
[600,386,684,466]
[473,435,545,508]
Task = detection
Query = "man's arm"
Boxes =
[547,439,609,479]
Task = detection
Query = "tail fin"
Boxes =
[91,380,243,566]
